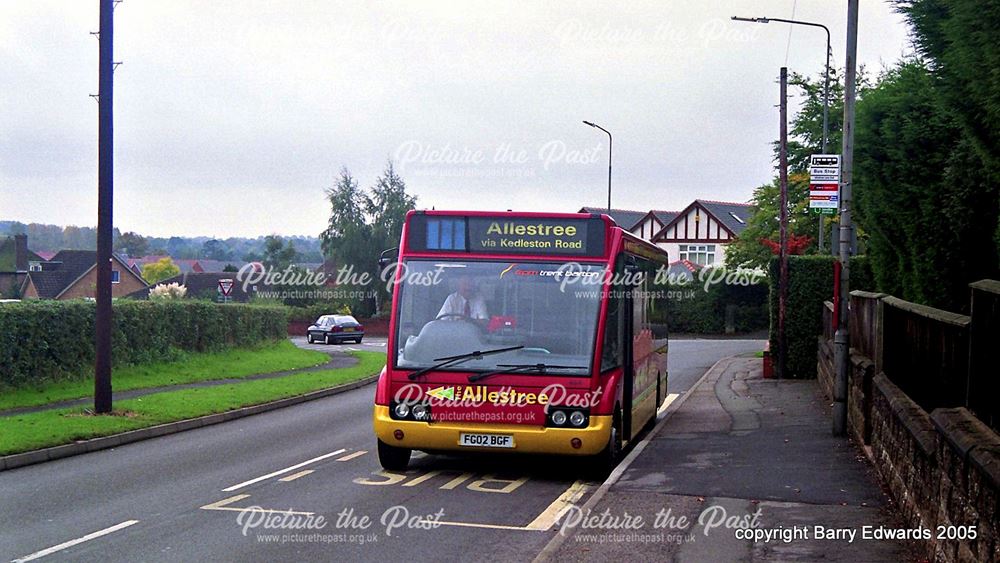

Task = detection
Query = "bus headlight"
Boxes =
[569,410,587,427]
[411,404,430,421]
[551,410,568,426]
[393,402,410,419]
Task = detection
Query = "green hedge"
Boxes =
[768,255,874,378]
[665,279,769,334]
[0,300,288,387]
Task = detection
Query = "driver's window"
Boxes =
[601,256,624,371]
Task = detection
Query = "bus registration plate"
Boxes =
[459,433,514,448]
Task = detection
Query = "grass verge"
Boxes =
[0,340,330,412]
[0,351,384,456]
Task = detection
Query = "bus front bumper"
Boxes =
[373,405,612,456]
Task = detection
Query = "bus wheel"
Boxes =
[591,408,622,477]
[377,438,411,470]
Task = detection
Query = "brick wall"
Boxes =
[849,353,875,447]
[930,408,1000,562]
[58,266,147,300]
[817,342,1000,561]
[867,374,1000,562]
[816,336,834,399]
[816,337,873,446]
[871,373,939,551]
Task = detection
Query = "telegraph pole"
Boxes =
[778,67,789,379]
[95,0,115,414]
[818,32,831,253]
[833,0,859,435]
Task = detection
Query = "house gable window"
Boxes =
[28,262,41,272]
[679,244,716,265]
[111,270,121,284]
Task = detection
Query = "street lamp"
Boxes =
[582,120,612,210]
[731,16,831,152]
[732,15,832,250]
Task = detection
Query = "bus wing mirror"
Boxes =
[378,247,399,271]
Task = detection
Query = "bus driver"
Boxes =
[438,276,488,321]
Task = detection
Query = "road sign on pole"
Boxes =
[809,154,841,213]
[218,278,234,296]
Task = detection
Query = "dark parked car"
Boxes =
[307,314,364,344]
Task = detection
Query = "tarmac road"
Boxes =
[0,338,762,562]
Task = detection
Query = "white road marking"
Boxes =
[421,521,536,531]
[336,450,367,462]
[222,449,346,492]
[657,393,680,415]
[12,520,139,562]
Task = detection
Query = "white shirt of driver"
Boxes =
[438,292,488,320]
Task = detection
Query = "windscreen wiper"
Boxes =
[407,345,524,380]
[467,363,588,383]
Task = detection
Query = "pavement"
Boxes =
[540,355,922,562]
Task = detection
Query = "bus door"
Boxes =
[621,258,635,444]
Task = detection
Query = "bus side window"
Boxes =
[601,258,624,371]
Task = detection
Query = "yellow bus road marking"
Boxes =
[222,448,346,492]
[416,479,594,533]
[657,393,680,415]
[12,520,139,563]
[336,450,368,462]
[524,480,591,531]
[279,470,314,482]
[200,494,314,516]
[419,520,539,531]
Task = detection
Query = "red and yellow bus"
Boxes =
[373,210,669,471]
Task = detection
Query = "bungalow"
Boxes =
[650,200,752,266]
[21,250,149,300]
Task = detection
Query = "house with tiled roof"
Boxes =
[650,199,753,266]
[577,207,648,233]
[22,250,148,300]
[576,199,754,265]
[126,256,244,276]
[629,210,680,241]
[578,207,680,242]
[0,235,46,298]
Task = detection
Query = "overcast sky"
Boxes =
[0,1,912,238]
